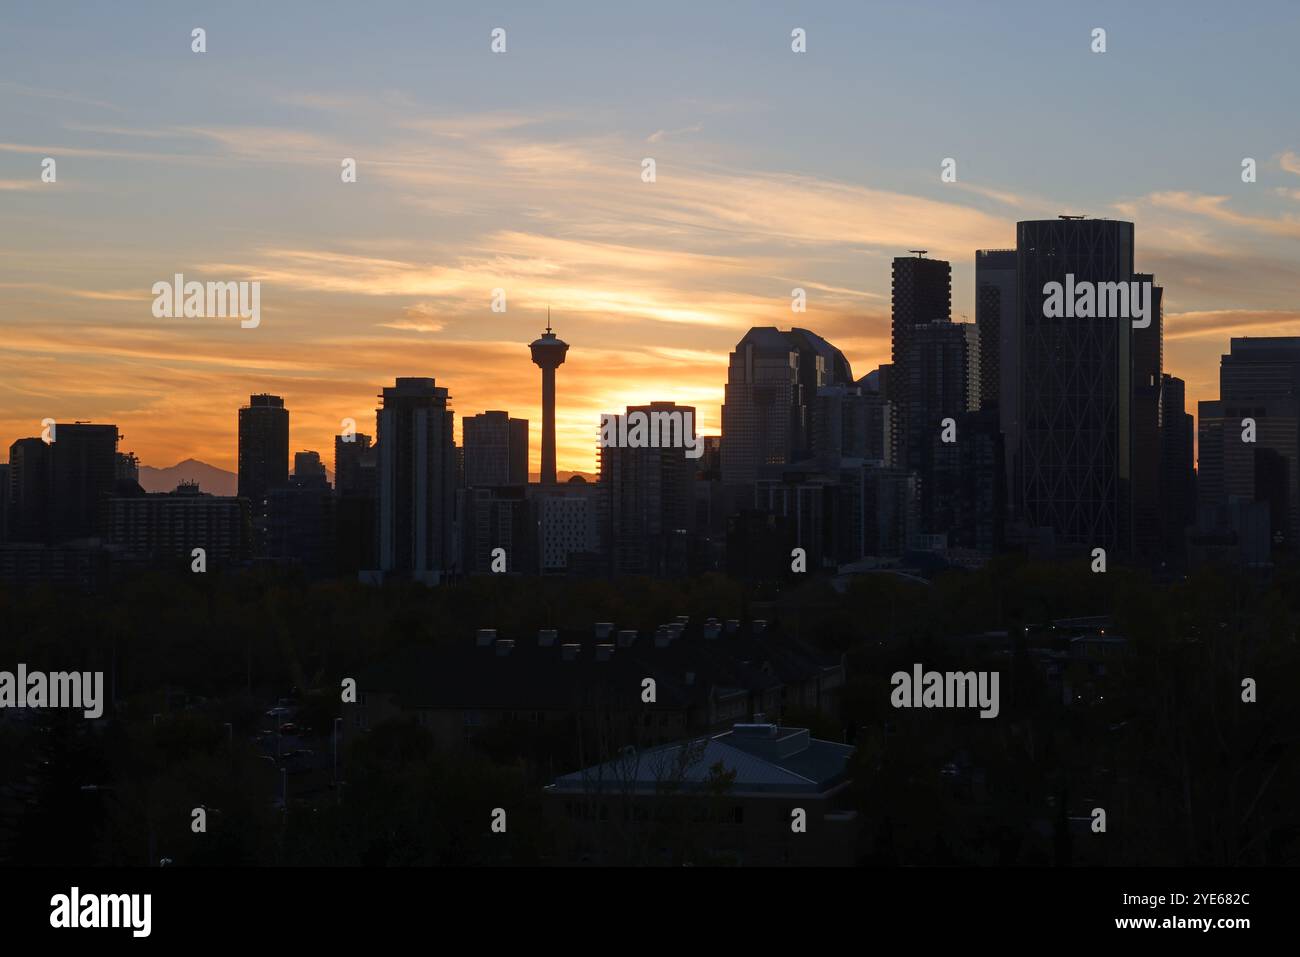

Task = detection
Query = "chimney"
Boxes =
[476,628,497,647]
[594,622,614,640]
[538,628,557,647]
[617,629,637,647]
[494,639,515,657]
[595,644,614,662]
[561,643,581,661]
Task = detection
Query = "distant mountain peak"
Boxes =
[139,458,237,496]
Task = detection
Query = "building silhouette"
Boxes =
[48,423,119,543]
[1197,337,1300,559]
[268,451,335,578]
[334,431,373,496]
[600,402,698,576]
[1159,374,1196,559]
[529,319,568,485]
[720,327,853,503]
[375,377,457,583]
[904,320,980,536]
[237,394,289,514]
[976,249,1018,510]
[7,437,51,544]
[890,254,952,469]
[463,411,528,487]
[1018,217,1136,555]
[107,480,251,568]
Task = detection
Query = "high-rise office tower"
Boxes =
[720,326,853,498]
[48,423,119,542]
[463,411,529,487]
[1159,374,1195,557]
[237,394,289,511]
[529,318,568,485]
[1131,274,1164,557]
[599,401,698,576]
[975,249,1018,511]
[812,383,892,466]
[1198,338,1300,554]
[375,377,457,582]
[890,254,952,470]
[1018,217,1135,554]
[334,432,373,495]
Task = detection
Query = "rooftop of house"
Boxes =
[355,620,842,713]
[546,722,854,797]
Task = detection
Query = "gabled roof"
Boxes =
[549,725,853,796]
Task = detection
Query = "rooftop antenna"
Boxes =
[546,305,552,334]
[909,249,928,258]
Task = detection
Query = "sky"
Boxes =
[4,0,1300,475]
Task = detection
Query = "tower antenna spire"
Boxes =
[546,305,552,334]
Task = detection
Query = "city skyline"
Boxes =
[6,2,1300,473]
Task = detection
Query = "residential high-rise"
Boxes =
[335,434,377,574]
[975,250,1016,412]
[293,450,327,486]
[107,481,251,568]
[7,437,51,543]
[237,394,289,511]
[461,485,535,574]
[890,254,952,470]
[530,480,602,574]
[1018,217,1135,555]
[600,401,698,576]
[904,320,979,534]
[48,423,119,542]
[529,319,568,485]
[268,452,335,578]
[0,463,9,543]
[375,377,457,583]
[334,432,373,495]
[463,411,529,487]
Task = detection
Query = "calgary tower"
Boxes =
[528,310,568,485]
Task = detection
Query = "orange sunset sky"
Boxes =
[5,4,1300,476]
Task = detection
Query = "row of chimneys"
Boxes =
[473,618,769,659]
